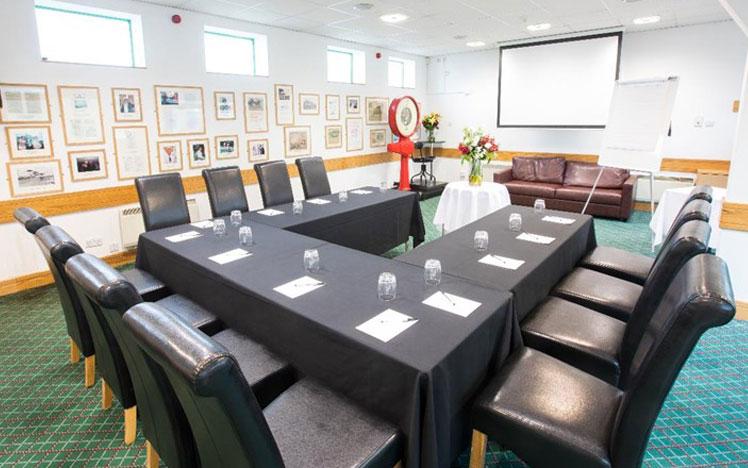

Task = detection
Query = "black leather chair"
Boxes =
[522,220,711,385]
[469,254,735,468]
[410,142,436,185]
[13,207,49,234]
[687,184,713,203]
[135,173,191,231]
[580,197,712,284]
[202,166,249,217]
[254,160,294,208]
[295,157,332,199]
[124,302,404,468]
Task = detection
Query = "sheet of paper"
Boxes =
[257,208,284,216]
[516,232,555,244]
[208,248,252,265]
[542,215,575,225]
[273,275,325,299]
[165,231,202,243]
[351,189,373,195]
[356,309,418,343]
[479,254,525,270]
[306,198,331,205]
[191,220,215,229]
[422,291,481,318]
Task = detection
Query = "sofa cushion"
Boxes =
[555,186,623,205]
[505,180,559,198]
[564,161,630,188]
[512,157,537,182]
[535,157,566,184]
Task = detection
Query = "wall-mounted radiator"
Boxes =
[119,198,200,248]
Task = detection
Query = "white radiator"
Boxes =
[119,198,200,248]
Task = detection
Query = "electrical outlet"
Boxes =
[693,116,704,128]
[85,237,103,248]
[705,120,715,128]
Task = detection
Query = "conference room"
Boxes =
[1,0,746,466]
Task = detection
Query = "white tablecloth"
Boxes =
[433,181,511,232]
[650,186,726,249]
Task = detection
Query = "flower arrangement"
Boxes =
[458,127,499,186]
[422,112,441,142]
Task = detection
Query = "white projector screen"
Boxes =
[498,33,622,128]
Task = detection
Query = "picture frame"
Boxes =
[154,85,206,136]
[187,138,211,169]
[113,126,152,180]
[111,87,143,122]
[346,118,364,151]
[7,160,64,198]
[58,85,105,146]
[243,92,269,133]
[156,141,183,172]
[215,135,239,160]
[325,125,343,149]
[346,95,361,114]
[274,84,295,126]
[5,126,54,159]
[326,94,341,120]
[369,128,387,148]
[0,83,51,123]
[298,93,320,115]
[366,97,389,125]
[283,126,311,158]
[214,91,236,120]
[248,138,269,163]
[68,149,108,181]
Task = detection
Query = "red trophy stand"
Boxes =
[387,96,421,191]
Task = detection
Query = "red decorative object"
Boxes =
[171,14,181,24]
[375,52,382,59]
[387,96,421,191]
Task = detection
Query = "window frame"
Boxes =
[203,26,262,77]
[327,45,365,85]
[388,56,416,89]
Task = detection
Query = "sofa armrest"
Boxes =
[619,174,638,220]
[493,167,513,184]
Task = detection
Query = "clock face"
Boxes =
[390,96,419,138]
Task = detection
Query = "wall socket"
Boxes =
[85,237,103,248]
[693,116,704,128]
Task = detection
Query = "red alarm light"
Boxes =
[171,14,181,24]
[375,52,382,59]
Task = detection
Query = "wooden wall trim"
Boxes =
[720,201,748,231]
[737,301,748,321]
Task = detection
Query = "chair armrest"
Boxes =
[493,167,513,184]
[619,174,638,220]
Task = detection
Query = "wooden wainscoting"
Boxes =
[720,201,748,231]
[737,302,748,321]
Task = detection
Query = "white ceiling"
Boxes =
[140,0,731,56]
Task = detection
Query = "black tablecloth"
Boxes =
[136,222,519,468]
[247,186,425,254]
[397,206,596,321]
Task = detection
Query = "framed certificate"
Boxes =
[0,83,51,123]
[214,91,236,120]
[243,92,269,133]
[154,85,206,136]
[113,126,151,180]
[346,117,363,151]
[58,85,105,145]
[274,84,295,126]
[325,94,340,120]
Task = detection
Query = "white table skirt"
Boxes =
[650,186,726,250]
[433,181,512,232]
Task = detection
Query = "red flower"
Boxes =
[458,143,470,154]
[478,136,489,146]
[489,145,498,152]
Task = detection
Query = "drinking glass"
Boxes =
[304,249,320,273]
[380,181,388,193]
[292,201,303,215]
[509,213,523,232]
[534,199,546,215]
[239,226,253,247]
[377,272,397,302]
[339,191,348,202]
[424,259,442,287]
[230,210,242,227]
[213,219,226,238]
[474,230,489,252]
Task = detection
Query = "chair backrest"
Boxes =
[64,253,136,409]
[295,157,331,199]
[619,220,711,377]
[124,302,284,468]
[254,161,294,208]
[65,254,198,467]
[686,184,713,204]
[135,173,190,231]
[202,166,249,217]
[660,199,711,248]
[34,226,94,357]
[14,207,49,234]
[610,254,735,467]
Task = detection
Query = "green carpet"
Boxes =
[1,198,745,467]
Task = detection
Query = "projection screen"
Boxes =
[497,32,622,128]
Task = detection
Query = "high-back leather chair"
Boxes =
[661,198,711,249]
[34,225,95,387]
[295,157,331,199]
[202,166,249,217]
[254,161,294,208]
[135,173,190,231]
[686,184,713,204]
[14,207,49,234]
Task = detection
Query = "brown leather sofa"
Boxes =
[493,157,638,220]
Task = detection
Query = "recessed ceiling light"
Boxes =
[353,3,374,11]
[633,15,660,25]
[527,23,551,31]
[466,41,486,48]
[380,13,408,23]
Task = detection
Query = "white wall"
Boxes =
[0,0,426,281]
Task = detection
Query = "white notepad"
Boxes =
[257,208,284,216]
[165,231,202,243]
[479,254,525,270]
[356,309,418,343]
[351,189,373,195]
[516,232,555,244]
[208,248,252,265]
[306,198,331,205]
[273,276,325,299]
[191,220,215,229]
[542,215,575,225]
[422,291,481,318]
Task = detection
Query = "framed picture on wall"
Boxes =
[7,160,64,197]
[68,149,108,181]
[244,92,269,133]
[326,94,340,120]
[58,85,106,146]
[346,95,361,114]
[111,87,143,122]
[113,126,152,180]
[187,138,211,168]
[274,84,295,126]
[0,83,51,123]
[325,125,342,149]
[299,93,320,115]
[248,138,269,163]
[369,128,387,148]
[284,126,311,158]
[5,126,53,159]
[154,85,206,136]
[214,91,236,120]
[215,135,239,160]
[157,141,183,172]
[365,97,389,125]
[346,117,363,151]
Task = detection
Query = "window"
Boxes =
[388,57,416,88]
[327,46,365,84]
[204,26,269,76]
[34,0,145,67]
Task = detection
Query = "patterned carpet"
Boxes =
[1,197,745,467]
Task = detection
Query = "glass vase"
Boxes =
[468,159,483,186]
[426,129,435,142]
